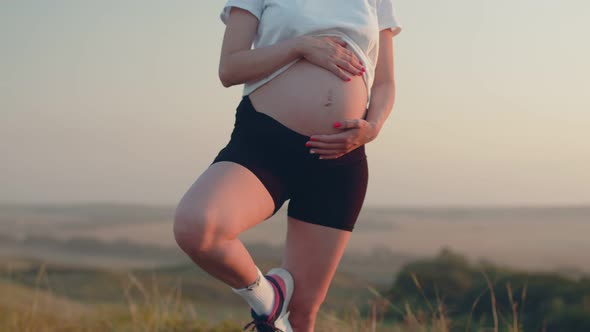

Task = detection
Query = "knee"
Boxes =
[173,203,234,255]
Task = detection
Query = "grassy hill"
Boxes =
[0,255,377,312]
[2,250,590,331]
[2,203,590,330]
[0,257,386,331]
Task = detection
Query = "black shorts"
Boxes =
[210,95,368,232]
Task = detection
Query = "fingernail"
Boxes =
[310,150,315,154]
[310,137,316,141]
[346,77,351,81]
[333,122,342,128]
[305,142,312,147]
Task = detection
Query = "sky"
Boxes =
[1,1,589,208]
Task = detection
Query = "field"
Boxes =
[1,203,589,331]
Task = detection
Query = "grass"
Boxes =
[0,260,534,332]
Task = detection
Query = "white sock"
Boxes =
[232,266,276,316]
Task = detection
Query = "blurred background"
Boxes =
[1,1,589,331]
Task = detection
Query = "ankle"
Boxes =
[232,266,276,316]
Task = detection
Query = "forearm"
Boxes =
[219,37,305,88]
[365,81,396,137]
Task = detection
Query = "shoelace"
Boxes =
[243,319,284,332]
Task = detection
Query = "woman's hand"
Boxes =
[296,36,366,81]
[305,119,379,159]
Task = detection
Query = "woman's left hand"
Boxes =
[305,119,379,159]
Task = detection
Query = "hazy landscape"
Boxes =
[1,203,589,331]
[2,203,590,275]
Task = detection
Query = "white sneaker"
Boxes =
[243,267,294,332]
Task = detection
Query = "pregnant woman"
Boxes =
[173,1,402,331]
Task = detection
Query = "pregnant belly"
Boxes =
[248,58,368,137]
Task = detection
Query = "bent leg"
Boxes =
[282,218,352,332]
[173,161,280,288]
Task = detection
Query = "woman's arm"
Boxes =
[218,8,302,87]
[218,7,364,87]
[364,29,397,137]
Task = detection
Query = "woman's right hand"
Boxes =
[296,36,366,81]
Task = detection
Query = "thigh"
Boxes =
[287,155,369,232]
[282,218,352,315]
[175,160,278,237]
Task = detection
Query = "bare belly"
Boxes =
[248,58,368,137]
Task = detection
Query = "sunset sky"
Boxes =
[1,1,589,207]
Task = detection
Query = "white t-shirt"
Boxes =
[220,0,402,107]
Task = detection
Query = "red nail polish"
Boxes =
[346,77,351,82]
[310,137,316,141]
[333,122,342,128]
[305,142,312,147]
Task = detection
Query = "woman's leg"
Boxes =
[173,160,276,288]
[281,217,352,332]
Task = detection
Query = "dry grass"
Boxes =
[314,269,528,332]
[0,262,528,332]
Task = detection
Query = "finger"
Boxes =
[338,118,362,129]
[352,60,365,73]
[305,141,346,149]
[327,36,347,47]
[344,50,365,72]
[341,51,364,75]
[330,64,352,81]
[309,148,346,156]
[342,48,365,71]
[310,132,352,143]
[356,60,366,73]
[336,60,363,76]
